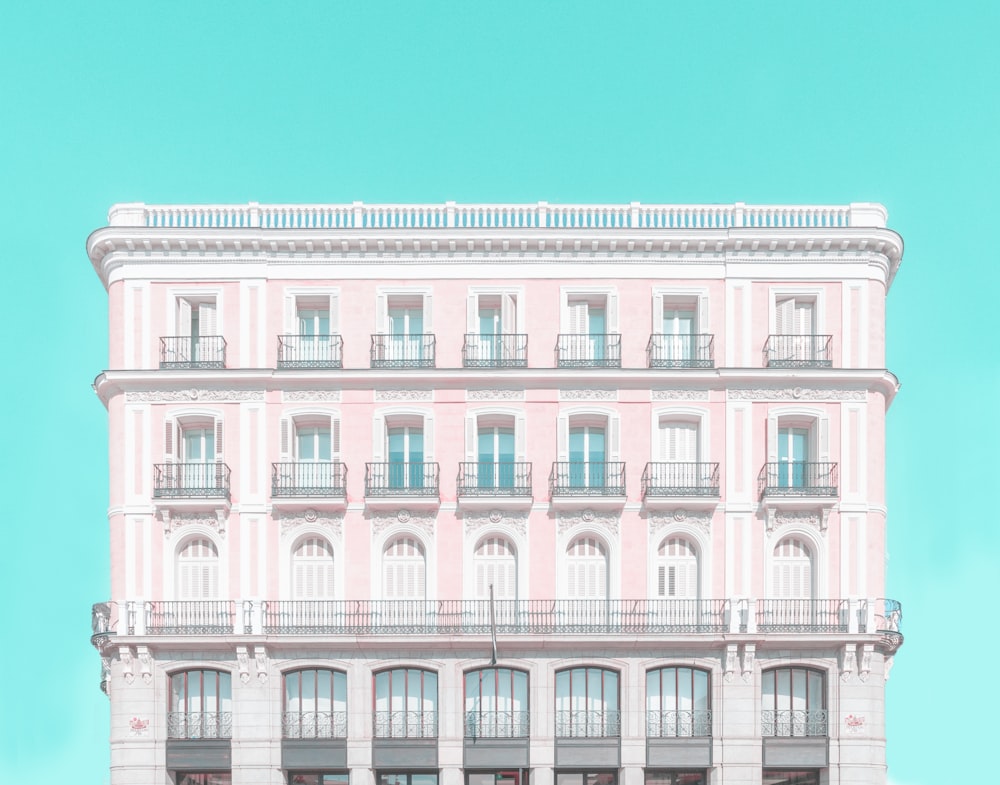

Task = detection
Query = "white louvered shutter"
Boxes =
[214,419,224,464]
[330,416,341,459]
[293,539,335,600]
[284,294,296,333]
[375,293,388,333]
[199,302,217,336]
[423,414,434,461]
[818,417,830,463]
[567,301,587,334]
[557,413,569,461]
[775,298,794,335]
[328,294,340,334]
[606,291,618,333]
[515,413,527,462]
[164,419,176,462]
[423,292,433,333]
[467,293,478,333]
[279,417,291,461]
[177,298,192,335]
[698,294,709,332]
[501,293,516,333]
[609,415,621,461]
[767,415,779,464]
[794,300,814,335]
[372,417,386,462]
[652,293,664,333]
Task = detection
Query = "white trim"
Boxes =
[166,286,224,337]
[165,527,227,601]
[371,525,436,602]
[650,405,710,462]
[556,524,619,600]
[559,284,619,332]
[765,527,827,599]
[463,524,529,601]
[768,286,827,335]
[647,524,711,600]
[283,286,342,331]
[281,527,345,600]
[467,285,526,332]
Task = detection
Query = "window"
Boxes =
[283,668,347,738]
[772,538,813,600]
[775,297,815,337]
[649,292,711,368]
[278,292,341,368]
[658,419,699,464]
[646,667,710,737]
[656,537,698,599]
[767,294,830,368]
[275,414,342,495]
[556,774,617,785]
[554,412,622,495]
[369,413,436,495]
[383,537,426,601]
[558,290,620,367]
[168,669,232,739]
[160,416,226,497]
[162,296,224,368]
[373,292,433,367]
[761,771,820,785]
[176,776,232,785]
[464,667,529,738]
[465,291,525,367]
[292,538,336,600]
[474,536,517,602]
[459,412,528,495]
[388,426,425,489]
[373,668,438,738]
[566,537,608,600]
[763,414,834,496]
[177,538,219,600]
[378,775,438,785]
[761,667,827,737]
[554,667,620,737]
[289,776,349,785]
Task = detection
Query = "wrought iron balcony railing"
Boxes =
[159,335,226,369]
[555,709,621,738]
[647,334,715,368]
[763,334,832,368]
[875,597,904,652]
[465,710,530,739]
[370,334,436,368]
[642,462,720,498]
[277,334,344,368]
[549,462,626,496]
[272,462,347,497]
[153,463,231,500]
[456,462,532,497]
[373,710,438,738]
[282,710,348,739]
[758,462,838,498]
[365,462,440,496]
[259,598,731,635]
[555,334,622,368]
[167,711,233,739]
[761,709,828,737]
[462,333,528,368]
[756,599,849,633]
[141,600,236,635]
[646,709,712,738]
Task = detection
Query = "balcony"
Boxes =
[463,334,528,368]
[167,711,233,739]
[138,600,237,635]
[555,710,621,738]
[465,710,530,739]
[370,334,435,368]
[282,710,348,739]
[555,334,622,368]
[647,334,715,369]
[549,462,626,508]
[756,599,850,633]
[277,335,343,369]
[153,463,231,500]
[456,462,533,509]
[642,462,720,508]
[271,462,347,510]
[646,709,712,738]
[763,334,832,368]
[364,462,440,507]
[758,462,838,499]
[761,709,828,737]
[374,710,438,739]
[159,336,226,369]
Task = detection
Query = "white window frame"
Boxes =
[765,527,826,599]
[164,528,227,601]
[374,287,433,335]
[283,287,341,335]
[372,408,434,464]
[556,407,622,463]
[372,528,435,602]
[646,524,711,601]
[651,407,710,463]
[651,287,710,335]
[167,287,224,337]
[560,286,619,334]
[463,522,529,602]
[466,286,526,334]
[768,287,826,336]
[556,524,619,600]
[766,407,831,467]
[280,527,345,601]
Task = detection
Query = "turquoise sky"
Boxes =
[1,3,997,783]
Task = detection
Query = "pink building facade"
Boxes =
[88,201,904,785]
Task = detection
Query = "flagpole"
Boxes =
[489,583,498,666]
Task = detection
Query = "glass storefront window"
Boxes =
[556,772,618,785]
[176,775,231,785]
[644,772,707,785]
[762,771,821,785]
[288,775,350,785]
[378,774,439,785]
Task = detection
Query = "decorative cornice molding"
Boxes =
[727,387,866,401]
[466,388,525,401]
[126,388,264,403]
[161,509,228,538]
[652,389,710,401]
[463,510,529,537]
[277,510,343,537]
[765,508,831,534]
[560,389,617,401]
[649,509,713,535]
[283,389,341,402]
[558,509,619,537]
[375,389,433,402]
[371,509,436,537]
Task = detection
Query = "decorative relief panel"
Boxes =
[375,389,433,402]
[559,389,617,401]
[371,509,436,537]
[464,510,528,537]
[651,389,710,401]
[126,389,264,403]
[649,509,713,535]
[466,388,525,401]
[727,387,866,401]
[161,509,228,538]
[765,508,830,534]
[557,509,619,537]
[277,509,343,538]
[283,389,341,402]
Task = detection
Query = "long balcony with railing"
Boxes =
[456,462,532,498]
[761,710,828,737]
[646,710,712,738]
[153,463,231,500]
[167,711,233,739]
[370,334,435,368]
[277,334,343,369]
[365,462,440,497]
[756,599,851,633]
[647,334,715,369]
[550,462,626,497]
[139,600,237,635]
[462,334,528,368]
[159,336,226,369]
[555,710,621,738]
[465,711,530,739]
[555,334,622,368]
[282,710,348,739]
[272,461,347,498]
[642,462,720,499]
[763,334,832,368]
[758,462,838,498]
[373,711,438,738]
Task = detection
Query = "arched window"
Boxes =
[656,537,698,599]
[283,668,347,738]
[168,669,232,739]
[292,537,335,600]
[176,538,219,600]
[762,667,827,737]
[566,536,608,600]
[464,667,529,738]
[373,667,438,738]
[383,537,426,601]
[773,538,813,599]
[646,667,711,737]
[554,667,620,737]
[474,536,517,601]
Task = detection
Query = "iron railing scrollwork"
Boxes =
[145,600,235,634]
[373,710,438,738]
[370,334,436,368]
[763,334,832,368]
[555,334,622,368]
[758,462,838,498]
[153,462,231,499]
[756,599,849,633]
[167,711,233,739]
[549,462,626,496]
[462,334,528,368]
[456,462,532,497]
[646,709,712,737]
[277,335,344,368]
[761,709,828,737]
[647,334,715,368]
[642,462,720,497]
[159,336,227,369]
[465,710,530,738]
[272,462,347,497]
[555,709,621,738]
[282,710,348,739]
[365,462,440,496]
[875,597,904,652]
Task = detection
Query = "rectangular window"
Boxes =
[162,296,224,368]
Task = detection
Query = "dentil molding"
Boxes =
[126,388,264,403]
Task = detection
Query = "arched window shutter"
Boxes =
[467,293,478,333]
[279,417,291,461]
[557,413,569,461]
[330,416,341,458]
[767,415,779,464]
[465,414,476,462]
[328,294,340,334]
[375,293,388,334]
[372,417,386,462]
[818,416,830,463]
[698,294,710,332]
[515,413,527,462]
[423,414,434,460]
[284,294,296,333]
[652,293,664,332]
[609,415,621,461]
[423,293,433,332]
[607,291,619,333]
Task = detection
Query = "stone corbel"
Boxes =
[160,509,172,536]
[100,657,112,696]
[254,646,269,683]
[215,508,228,538]
[820,507,831,532]
[724,644,738,683]
[236,646,251,684]
[765,507,777,533]
[137,646,153,685]
[858,643,874,682]
[840,643,856,682]
[119,645,135,684]
[740,643,756,683]
[884,654,895,681]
